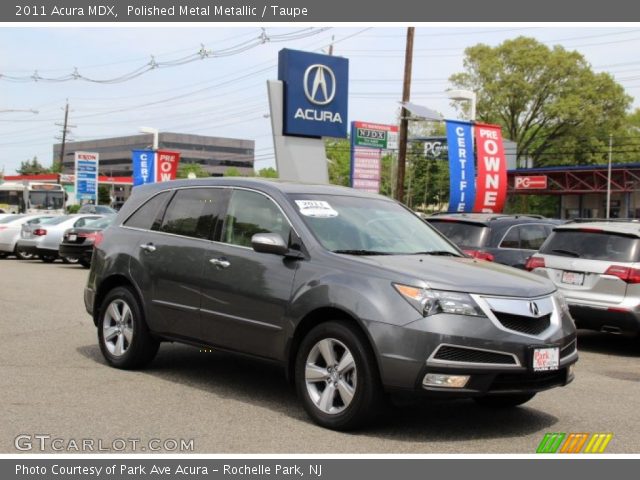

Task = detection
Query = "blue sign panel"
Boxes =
[278,48,348,138]
[132,150,156,187]
[75,153,99,202]
[446,120,476,213]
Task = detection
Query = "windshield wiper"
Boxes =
[411,250,461,257]
[332,249,393,256]
[550,248,581,258]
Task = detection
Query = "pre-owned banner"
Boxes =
[132,150,155,187]
[155,150,180,182]
[445,120,475,212]
[472,123,507,213]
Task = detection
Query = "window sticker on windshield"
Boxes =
[295,200,339,218]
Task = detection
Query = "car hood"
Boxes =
[352,254,555,298]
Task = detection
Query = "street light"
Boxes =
[139,126,159,150]
[446,89,477,121]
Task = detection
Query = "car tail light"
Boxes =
[525,256,546,271]
[33,228,47,236]
[604,265,640,284]
[93,231,104,248]
[80,232,98,241]
[463,249,495,262]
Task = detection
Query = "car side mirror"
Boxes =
[251,233,289,256]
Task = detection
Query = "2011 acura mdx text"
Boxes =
[84,179,578,430]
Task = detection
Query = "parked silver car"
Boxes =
[526,220,640,336]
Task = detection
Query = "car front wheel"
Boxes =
[295,321,383,430]
[97,286,159,369]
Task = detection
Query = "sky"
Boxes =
[2,25,640,175]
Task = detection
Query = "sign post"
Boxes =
[74,151,99,205]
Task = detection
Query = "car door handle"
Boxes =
[140,243,156,253]
[209,257,231,269]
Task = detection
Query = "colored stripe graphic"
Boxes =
[537,433,566,453]
[560,433,589,453]
[584,433,613,453]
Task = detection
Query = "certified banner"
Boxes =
[132,150,155,187]
[445,120,475,212]
[155,150,180,182]
[472,123,507,213]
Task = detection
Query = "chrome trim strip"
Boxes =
[427,343,521,368]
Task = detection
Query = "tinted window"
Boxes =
[124,191,171,230]
[428,220,488,248]
[519,224,550,250]
[540,230,640,262]
[160,188,221,240]
[500,226,520,248]
[223,190,291,247]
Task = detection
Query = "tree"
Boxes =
[256,167,278,178]
[17,156,50,175]
[98,185,111,205]
[325,138,351,186]
[177,163,209,179]
[450,37,631,168]
[223,167,241,177]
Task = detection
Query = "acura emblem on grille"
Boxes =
[529,301,540,317]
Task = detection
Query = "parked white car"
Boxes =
[0,214,58,259]
[16,214,103,263]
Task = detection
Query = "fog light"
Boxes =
[423,373,470,389]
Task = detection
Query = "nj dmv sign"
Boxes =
[278,49,348,138]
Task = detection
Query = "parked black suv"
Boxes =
[85,179,577,430]
[427,213,562,268]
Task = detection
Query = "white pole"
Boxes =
[607,133,613,220]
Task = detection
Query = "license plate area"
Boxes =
[68,234,77,242]
[531,346,560,372]
[561,270,584,286]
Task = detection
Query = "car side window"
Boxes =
[500,226,520,249]
[74,216,98,227]
[124,191,171,230]
[223,190,291,248]
[520,224,549,250]
[159,188,223,240]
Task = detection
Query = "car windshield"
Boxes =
[29,191,64,210]
[540,229,640,262]
[289,194,461,255]
[84,216,115,229]
[428,220,489,248]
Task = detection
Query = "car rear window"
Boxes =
[540,230,640,262]
[428,220,488,248]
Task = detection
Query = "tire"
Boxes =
[474,393,536,408]
[15,249,34,260]
[61,256,79,264]
[40,255,56,263]
[79,259,91,268]
[97,286,159,370]
[295,320,383,431]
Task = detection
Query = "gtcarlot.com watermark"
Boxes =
[15,434,195,452]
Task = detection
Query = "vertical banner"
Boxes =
[473,123,507,213]
[445,120,475,212]
[132,150,155,187]
[155,150,180,182]
[74,151,99,204]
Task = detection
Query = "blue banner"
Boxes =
[278,48,348,138]
[446,120,476,212]
[132,150,155,187]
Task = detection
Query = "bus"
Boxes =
[0,182,66,215]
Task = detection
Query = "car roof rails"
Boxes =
[565,217,640,224]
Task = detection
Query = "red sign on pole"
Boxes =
[155,150,180,183]
[472,124,507,213]
[515,175,548,190]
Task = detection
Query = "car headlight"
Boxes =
[393,284,486,317]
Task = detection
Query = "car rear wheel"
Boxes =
[97,286,159,369]
[61,256,79,264]
[474,393,536,408]
[295,321,383,430]
[15,248,34,260]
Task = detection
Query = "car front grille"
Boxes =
[433,345,517,365]
[560,339,577,358]
[493,311,551,335]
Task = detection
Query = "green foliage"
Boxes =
[504,195,559,218]
[223,167,242,177]
[17,156,50,175]
[98,185,111,205]
[450,36,631,168]
[177,162,210,179]
[256,167,278,178]
[66,204,81,214]
[325,138,351,186]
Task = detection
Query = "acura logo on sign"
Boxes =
[303,64,336,105]
[529,301,540,317]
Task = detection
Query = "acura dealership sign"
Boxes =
[278,49,348,138]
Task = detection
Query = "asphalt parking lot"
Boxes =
[1,259,639,453]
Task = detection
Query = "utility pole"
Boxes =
[328,35,335,56]
[395,27,415,203]
[606,133,613,219]
[55,100,72,173]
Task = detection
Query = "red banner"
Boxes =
[515,175,548,190]
[155,150,180,183]
[472,123,507,213]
